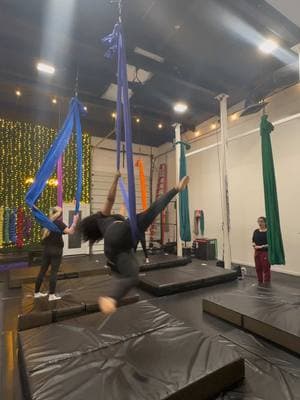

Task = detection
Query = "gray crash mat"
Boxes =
[19,301,244,400]
[18,275,139,331]
[140,264,238,296]
[203,284,300,355]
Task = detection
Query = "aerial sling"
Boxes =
[260,115,285,265]
[102,16,139,240]
[25,97,84,232]
[177,141,191,242]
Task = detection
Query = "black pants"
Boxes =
[104,188,178,301]
[35,246,63,294]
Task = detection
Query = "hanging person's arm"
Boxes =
[101,171,121,216]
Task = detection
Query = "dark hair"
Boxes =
[258,216,267,224]
[77,213,103,245]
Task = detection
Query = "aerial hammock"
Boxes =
[25,97,84,232]
[102,13,139,240]
[177,141,191,242]
[260,115,285,265]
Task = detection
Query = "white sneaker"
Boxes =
[48,294,62,301]
[34,292,48,299]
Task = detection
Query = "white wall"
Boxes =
[157,84,300,275]
[90,137,154,253]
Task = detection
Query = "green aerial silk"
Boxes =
[200,210,205,236]
[179,142,191,242]
[260,115,285,265]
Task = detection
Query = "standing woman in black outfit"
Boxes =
[252,216,271,285]
[34,206,79,301]
[79,171,189,314]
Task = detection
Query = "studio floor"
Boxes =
[0,256,300,400]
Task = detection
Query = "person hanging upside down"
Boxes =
[35,207,79,301]
[119,203,149,263]
[79,171,189,314]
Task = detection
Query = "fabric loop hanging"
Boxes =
[25,97,84,232]
[103,22,139,240]
[260,115,285,265]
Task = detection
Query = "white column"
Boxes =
[216,94,232,269]
[174,123,183,257]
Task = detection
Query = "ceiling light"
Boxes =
[52,98,57,104]
[111,112,116,119]
[211,123,217,130]
[195,130,200,137]
[230,113,238,121]
[136,117,140,123]
[36,62,55,74]
[158,123,163,129]
[83,106,87,112]
[15,90,21,97]
[259,39,278,54]
[174,102,188,113]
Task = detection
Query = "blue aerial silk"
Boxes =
[102,23,139,240]
[25,97,84,232]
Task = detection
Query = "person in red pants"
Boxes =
[252,217,271,285]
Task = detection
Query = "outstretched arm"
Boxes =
[101,171,121,216]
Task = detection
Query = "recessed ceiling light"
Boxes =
[195,130,200,137]
[83,106,87,112]
[174,102,188,113]
[136,117,140,123]
[230,113,238,121]
[52,98,57,104]
[259,39,278,54]
[158,123,163,129]
[36,62,55,75]
[211,123,217,130]
[15,90,21,97]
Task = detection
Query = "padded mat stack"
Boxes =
[140,264,238,296]
[18,301,245,400]
[203,284,300,354]
[18,275,139,331]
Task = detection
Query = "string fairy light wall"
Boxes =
[0,117,90,248]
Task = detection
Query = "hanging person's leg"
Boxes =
[136,176,189,233]
[99,250,139,314]
[34,250,51,298]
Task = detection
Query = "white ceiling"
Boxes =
[266,0,300,29]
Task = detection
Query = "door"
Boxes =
[62,203,90,256]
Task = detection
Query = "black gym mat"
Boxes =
[139,264,238,296]
[18,275,139,331]
[138,253,191,271]
[9,254,190,288]
[18,301,244,400]
[203,285,300,355]
[8,255,107,289]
